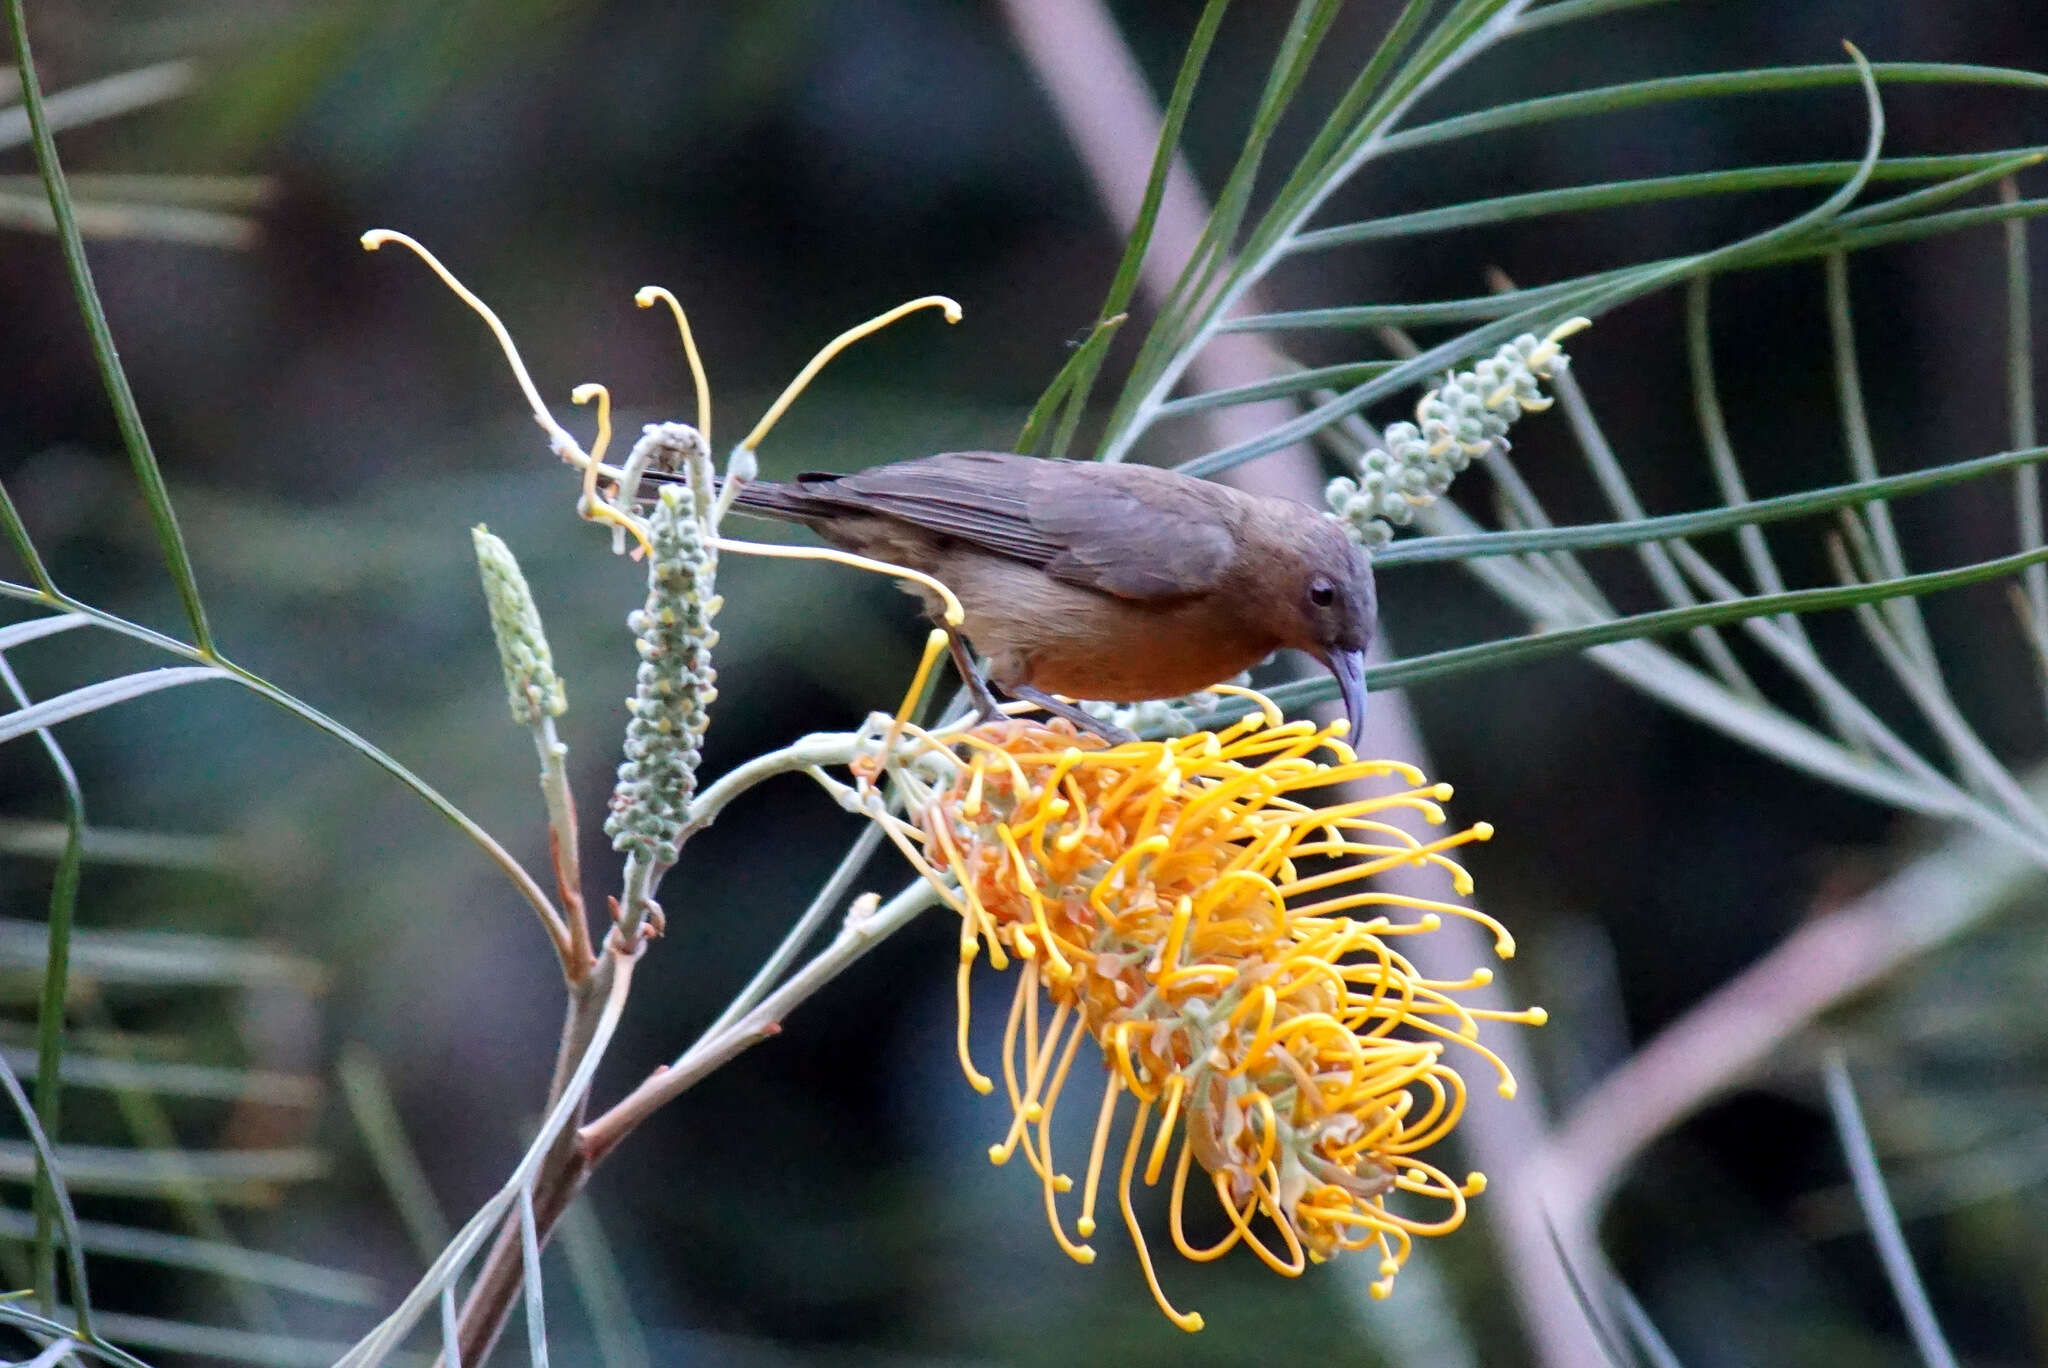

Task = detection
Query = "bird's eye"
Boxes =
[1308,578,1336,608]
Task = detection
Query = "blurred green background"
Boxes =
[5,1,2048,1364]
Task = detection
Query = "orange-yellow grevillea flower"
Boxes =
[887,688,1543,1331]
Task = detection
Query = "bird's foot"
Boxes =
[940,627,1134,745]
[945,629,1010,725]
[1002,684,1137,746]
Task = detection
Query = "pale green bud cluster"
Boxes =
[472,526,568,726]
[605,483,720,867]
[1082,673,1252,737]
[1326,328,1575,550]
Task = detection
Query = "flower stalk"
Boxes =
[1326,319,1585,550]
[368,229,981,1367]
[472,526,583,974]
[605,478,720,941]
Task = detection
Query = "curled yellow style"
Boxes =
[877,689,1543,1331]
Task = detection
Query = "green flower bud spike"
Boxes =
[605,481,720,871]
[472,526,568,726]
[1327,318,1588,550]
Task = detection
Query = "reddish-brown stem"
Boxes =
[539,916,580,986]
[550,818,594,976]
[579,1012,781,1163]
[448,931,760,1361]
[445,943,637,1365]
[448,1139,592,1368]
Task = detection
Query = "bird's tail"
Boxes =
[637,470,834,524]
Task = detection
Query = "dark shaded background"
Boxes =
[5,2,2048,1364]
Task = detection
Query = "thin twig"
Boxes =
[342,943,634,1368]
[1821,1049,1961,1368]
[2003,180,2048,713]
[3,9,214,653]
[533,716,592,975]
[698,822,885,1043]
[0,650,82,1315]
[1540,798,2043,1256]
[580,879,939,1159]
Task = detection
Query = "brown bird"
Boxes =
[677,450,1374,741]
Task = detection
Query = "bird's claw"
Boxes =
[1003,683,1135,746]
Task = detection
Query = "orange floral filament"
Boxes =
[864,696,1544,1330]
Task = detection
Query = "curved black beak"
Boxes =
[1322,648,1368,744]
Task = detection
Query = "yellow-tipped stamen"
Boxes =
[1034,1008,1088,1179]
[1548,315,1593,344]
[993,963,1031,1160]
[1142,1073,1186,1186]
[1042,1176,1096,1264]
[1278,825,1493,900]
[999,1003,1076,1190]
[635,286,712,447]
[1118,1099,1204,1333]
[1207,682,1283,730]
[1076,1072,1121,1240]
[962,756,988,819]
[567,383,655,556]
[883,629,952,761]
[868,699,1540,1328]
[738,294,961,454]
[956,952,994,1094]
[361,229,585,460]
[712,536,966,627]
[999,827,1071,980]
[1169,1140,1244,1261]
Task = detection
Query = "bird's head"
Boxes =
[1276,518,1377,744]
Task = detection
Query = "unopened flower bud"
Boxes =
[605,485,718,867]
[472,526,567,726]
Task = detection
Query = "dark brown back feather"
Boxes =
[728,451,1244,601]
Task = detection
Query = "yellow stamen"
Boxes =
[1035,1008,1089,1185]
[712,536,966,626]
[1077,1072,1121,1239]
[1005,1008,1077,1192]
[1142,1073,1185,1186]
[634,286,712,447]
[360,229,584,460]
[962,755,987,820]
[993,963,1031,1160]
[738,295,961,455]
[956,950,994,1094]
[569,384,655,556]
[1118,1099,1204,1333]
[1206,1168,1307,1278]
[999,827,1071,979]
[1169,1139,1244,1261]
[885,629,951,758]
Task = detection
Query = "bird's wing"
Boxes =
[799,452,1062,565]
[1026,462,1239,599]
[814,452,1239,601]
[790,450,1228,602]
